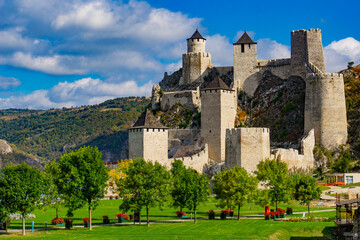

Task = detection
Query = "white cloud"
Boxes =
[0,78,152,109]
[0,76,21,90]
[206,34,233,66]
[0,28,32,51]
[10,52,85,75]
[257,38,290,60]
[324,37,360,72]
[53,1,116,30]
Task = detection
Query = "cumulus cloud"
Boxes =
[324,37,360,72]
[0,76,21,90]
[0,78,152,109]
[206,34,233,66]
[257,39,290,60]
[53,1,116,30]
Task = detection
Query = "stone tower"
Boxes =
[290,29,326,78]
[305,73,347,149]
[180,29,212,85]
[201,76,236,163]
[233,32,258,94]
[128,109,168,163]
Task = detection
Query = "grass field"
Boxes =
[1,198,337,239]
[2,219,335,239]
[5,198,335,229]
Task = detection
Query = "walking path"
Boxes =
[0,208,337,234]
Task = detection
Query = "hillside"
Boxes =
[0,97,150,165]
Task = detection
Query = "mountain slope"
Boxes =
[0,97,150,164]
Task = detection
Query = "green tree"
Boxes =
[49,146,109,230]
[255,159,291,209]
[43,163,63,218]
[0,163,47,236]
[185,169,211,223]
[118,159,171,227]
[213,166,258,220]
[170,160,190,212]
[294,174,321,215]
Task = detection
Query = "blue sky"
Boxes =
[0,0,359,109]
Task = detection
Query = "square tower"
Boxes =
[233,32,258,94]
[128,109,168,163]
[201,76,236,163]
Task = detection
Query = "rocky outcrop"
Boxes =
[0,140,12,154]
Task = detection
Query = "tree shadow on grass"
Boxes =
[290,226,336,239]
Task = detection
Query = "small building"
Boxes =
[325,173,360,186]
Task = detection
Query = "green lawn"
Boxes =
[2,219,335,239]
[6,198,334,229]
[339,182,360,188]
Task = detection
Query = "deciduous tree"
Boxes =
[118,159,171,227]
[0,163,47,235]
[255,159,291,209]
[185,169,211,223]
[214,166,258,220]
[294,174,321,215]
[49,146,109,230]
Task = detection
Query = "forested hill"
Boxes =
[0,97,150,166]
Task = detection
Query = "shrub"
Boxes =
[176,211,186,217]
[82,217,90,223]
[64,218,73,223]
[51,217,64,225]
[116,213,129,219]
[207,210,215,216]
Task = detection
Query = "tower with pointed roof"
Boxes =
[233,32,258,94]
[128,109,168,163]
[180,29,212,85]
[200,76,236,163]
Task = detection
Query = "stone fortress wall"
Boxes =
[305,73,348,149]
[129,128,168,164]
[225,128,270,172]
[201,88,237,163]
[130,28,348,174]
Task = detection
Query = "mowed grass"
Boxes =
[6,198,334,229]
[3,219,335,240]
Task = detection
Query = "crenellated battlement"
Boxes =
[257,58,291,67]
[306,72,343,79]
[183,52,211,58]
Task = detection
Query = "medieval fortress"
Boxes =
[128,28,348,174]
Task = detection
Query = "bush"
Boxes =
[116,213,129,219]
[176,211,186,217]
[51,217,64,225]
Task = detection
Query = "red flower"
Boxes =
[176,211,186,217]
[116,213,129,219]
[51,217,64,225]
[102,215,109,219]
[264,212,270,217]
[83,217,90,223]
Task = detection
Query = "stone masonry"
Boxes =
[129,28,348,174]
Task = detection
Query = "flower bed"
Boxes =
[51,217,64,225]
[176,211,186,217]
[116,213,129,223]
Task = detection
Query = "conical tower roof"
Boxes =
[187,28,206,40]
[234,32,256,45]
[131,108,167,129]
[202,76,233,91]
